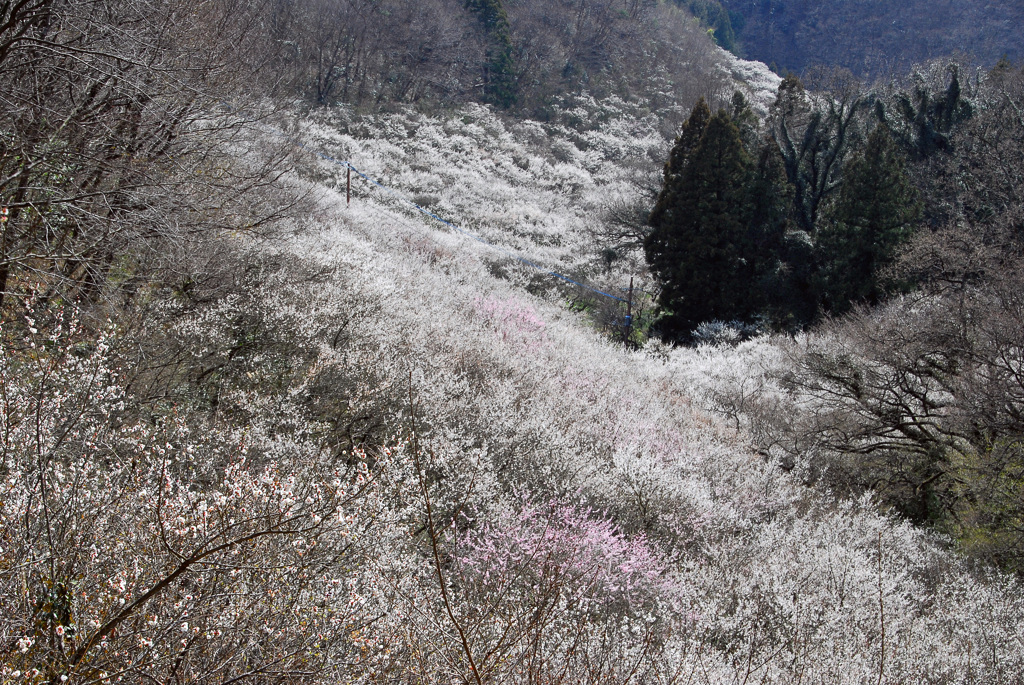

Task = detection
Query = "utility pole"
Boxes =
[624,276,634,347]
[346,166,351,206]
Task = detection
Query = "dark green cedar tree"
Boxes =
[646,106,758,340]
[648,98,711,234]
[747,141,815,327]
[730,90,759,149]
[817,124,922,314]
[466,0,517,107]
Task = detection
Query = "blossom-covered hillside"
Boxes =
[4,67,1023,685]
[271,96,1024,679]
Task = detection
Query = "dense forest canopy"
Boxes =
[265,0,734,112]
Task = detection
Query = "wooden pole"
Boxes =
[346,166,351,206]
[624,276,634,347]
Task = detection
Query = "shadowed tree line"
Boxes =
[644,63,989,341]
[268,0,725,113]
[651,60,1024,573]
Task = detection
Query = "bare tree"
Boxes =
[0,0,297,314]
[768,68,870,234]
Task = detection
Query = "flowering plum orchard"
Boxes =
[3,81,1024,684]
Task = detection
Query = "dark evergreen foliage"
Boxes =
[729,90,759,149]
[649,98,711,233]
[465,0,518,107]
[817,125,921,314]
[646,104,778,340]
[645,72,946,340]
[679,0,741,54]
[747,141,809,326]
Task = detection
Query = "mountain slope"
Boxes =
[716,0,1023,76]
[267,97,1024,680]
[3,2,1023,673]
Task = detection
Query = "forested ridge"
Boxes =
[3,0,1024,683]
[688,0,1024,77]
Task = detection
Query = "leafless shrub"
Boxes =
[0,0,303,315]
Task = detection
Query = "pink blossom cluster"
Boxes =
[472,295,549,353]
[457,500,667,612]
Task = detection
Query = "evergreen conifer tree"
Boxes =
[645,108,755,340]
[817,124,922,314]
[648,98,710,243]
[747,141,815,327]
[466,0,517,107]
[730,91,759,150]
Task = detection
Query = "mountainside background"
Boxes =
[690,0,1024,76]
